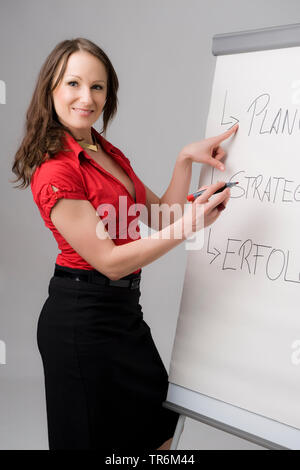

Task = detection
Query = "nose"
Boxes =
[78,85,94,106]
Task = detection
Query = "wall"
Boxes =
[1,0,300,450]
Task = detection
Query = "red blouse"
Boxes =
[31,127,146,274]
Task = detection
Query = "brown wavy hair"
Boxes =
[11,37,119,189]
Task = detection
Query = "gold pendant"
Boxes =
[76,134,99,152]
[79,141,98,152]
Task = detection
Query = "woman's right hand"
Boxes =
[182,181,230,239]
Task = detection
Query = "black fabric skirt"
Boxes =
[37,264,179,451]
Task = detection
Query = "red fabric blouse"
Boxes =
[31,127,146,274]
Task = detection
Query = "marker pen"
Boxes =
[187,182,239,202]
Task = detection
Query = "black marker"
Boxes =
[187,182,239,202]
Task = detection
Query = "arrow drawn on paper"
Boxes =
[207,228,221,264]
[221,90,239,129]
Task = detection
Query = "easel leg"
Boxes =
[170,415,186,450]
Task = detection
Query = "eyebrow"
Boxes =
[66,74,106,83]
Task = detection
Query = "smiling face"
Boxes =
[52,50,108,143]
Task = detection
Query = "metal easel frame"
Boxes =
[163,22,300,451]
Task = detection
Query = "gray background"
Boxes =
[1,0,300,450]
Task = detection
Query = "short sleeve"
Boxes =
[31,158,87,221]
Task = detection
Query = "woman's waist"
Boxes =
[55,252,141,276]
[54,263,142,289]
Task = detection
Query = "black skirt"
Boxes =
[37,264,179,451]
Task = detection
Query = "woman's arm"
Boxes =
[160,154,192,211]
[140,154,192,231]
[140,123,239,231]
[50,181,230,280]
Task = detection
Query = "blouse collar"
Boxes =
[62,127,123,168]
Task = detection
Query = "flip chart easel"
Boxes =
[164,23,300,451]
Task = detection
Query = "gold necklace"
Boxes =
[76,134,99,152]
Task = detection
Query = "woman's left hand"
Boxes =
[179,123,239,171]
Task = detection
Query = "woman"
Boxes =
[11,37,237,451]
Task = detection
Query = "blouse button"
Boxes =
[136,210,140,217]
[136,226,140,232]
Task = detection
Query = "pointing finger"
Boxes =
[214,123,239,144]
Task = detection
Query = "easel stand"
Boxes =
[163,401,287,450]
[164,22,300,452]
